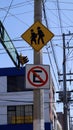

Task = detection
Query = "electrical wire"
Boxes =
[42,0,60,89]
[56,0,63,35]
[3,0,14,23]
[0,7,29,27]
[0,1,34,11]
[46,47,59,89]
[42,0,60,73]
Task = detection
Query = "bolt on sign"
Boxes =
[25,64,50,89]
[21,21,54,52]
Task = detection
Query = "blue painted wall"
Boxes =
[0,123,51,130]
[0,67,25,76]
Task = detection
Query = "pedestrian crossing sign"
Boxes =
[21,21,54,52]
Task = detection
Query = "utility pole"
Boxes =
[62,33,68,130]
[57,32,73,130]
[33,0,45,130]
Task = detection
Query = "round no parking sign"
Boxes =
[25,64,50,89]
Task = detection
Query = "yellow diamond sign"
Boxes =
[21,21,54,52]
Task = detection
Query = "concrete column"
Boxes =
[33,0,45,130]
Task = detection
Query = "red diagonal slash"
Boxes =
[31,69,45,83]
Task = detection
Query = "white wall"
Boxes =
[0,77,50,124]
[0,77,7,124]
[44,89,50,122]
[0,76,7,92]
[0,106,7,124]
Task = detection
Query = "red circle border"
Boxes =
[27,66,48,88]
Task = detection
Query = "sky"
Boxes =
[0,0,73,113]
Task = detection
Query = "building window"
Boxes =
[7,105,33,124]
[7,76,25,92]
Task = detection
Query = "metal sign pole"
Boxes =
[33,0,45,130]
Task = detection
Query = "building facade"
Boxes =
[0,67,62,130]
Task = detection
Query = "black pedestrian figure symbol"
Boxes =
[37,27,45,44]
[30,29,37,45]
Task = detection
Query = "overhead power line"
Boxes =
[0,7,29,26]
[56,0,63,34]
[1,1,34,10]
[3,0,14,23]
[42,0,60,89]
[42,0,60,74]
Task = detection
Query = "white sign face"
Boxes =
[25,64,50,89]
